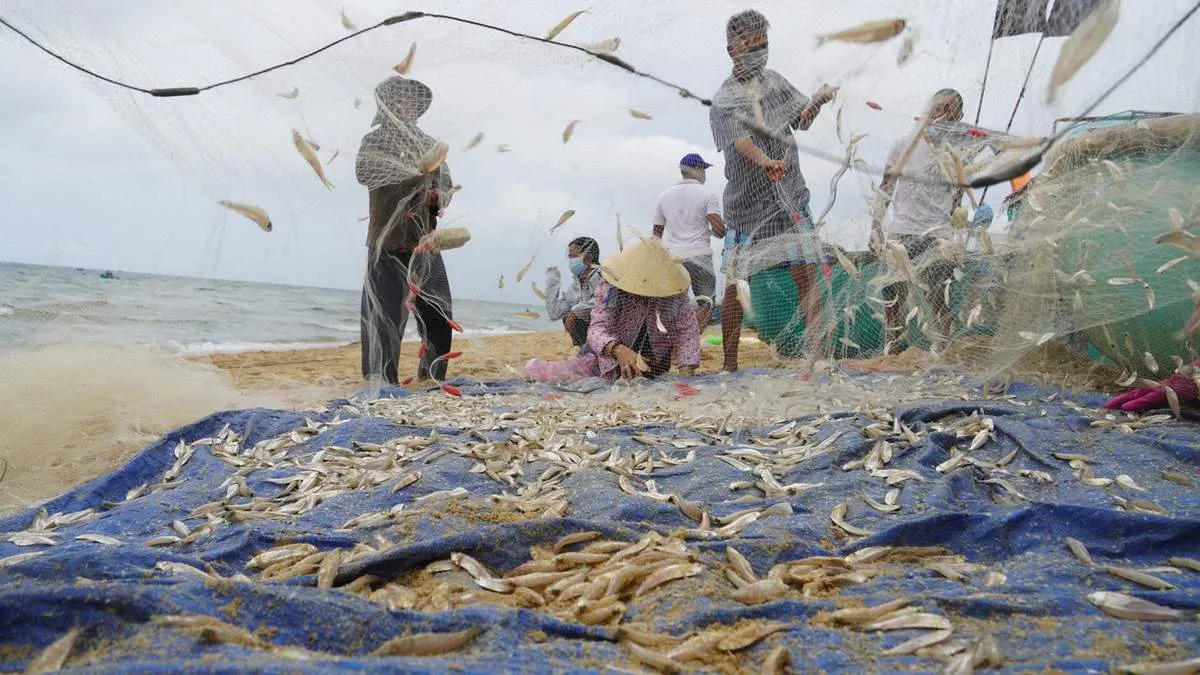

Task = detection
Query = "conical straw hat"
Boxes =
[600,237,691,298]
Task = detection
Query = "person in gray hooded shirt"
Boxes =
[355,76,455,385]
[709,9,837,371]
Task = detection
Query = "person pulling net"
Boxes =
[356,75,457,387]
[709,9,839,372]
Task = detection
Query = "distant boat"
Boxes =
[99,270,118,280]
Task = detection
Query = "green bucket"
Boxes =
[747,254,1001,358]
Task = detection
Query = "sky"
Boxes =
[1,0,1196,303]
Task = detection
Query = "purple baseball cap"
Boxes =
[680,153,713,169]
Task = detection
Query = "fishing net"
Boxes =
[5,1,1200,671]
[1,0,1198,508]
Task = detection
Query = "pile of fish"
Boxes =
[2,371,1198,672]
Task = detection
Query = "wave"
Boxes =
[303,321,361,334]
[170,338,354,355]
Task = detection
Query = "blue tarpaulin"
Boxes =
[1,370,1197,673]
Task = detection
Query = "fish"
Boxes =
[354,97,362,109]
[732,579,788,605]
[1086,591,1181,621]
[1046,0,1120,104]
[393,43,417,75]
[25,628,80,674]
[831,502,875,537]
[276,87,299,99]
[581,37,621,54]
[497,144,512,153]
[516,255,536,283]
[417,142,450,176]
[655,311,667,333]
[562,120,579,143]
[896,33,916,65]
[1105,565,1174,590]
[550,209,576,234]
[419,227,472,252]
[217,200,273,232]
[761,645,792,674]
[615,215,625,251]
[832,245,859,280]
[1018,331,1055,346]
[1157,256,1188,274]
[465,133,484,151]
[816,19,907,46]
[292,130,334,189]
[340,8,356,30]
[1111,656,1200,675]
[530,281,547,300]
[372,626,486,656]
[75,533,123,546]
[1168,556,1200,573]
[629,109,653,120]
[546,10,588,40]
[1155,230,1200,257]
[498,274,505,289]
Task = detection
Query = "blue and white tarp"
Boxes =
[1,370,1197,673]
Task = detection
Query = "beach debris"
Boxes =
[816,19,907,46]
[292,130,334,189]
[393,43,417,75]
[217,200,273,232]
[1046,0,1119,104]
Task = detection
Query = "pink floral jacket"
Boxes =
[585,279,700,380]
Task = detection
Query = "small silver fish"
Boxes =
[1046,0,1120,104]
[292,130,334,190]
[218,200,272,232]
[546,10,587,40]
[816,19,907,46]
[393,43,417,75]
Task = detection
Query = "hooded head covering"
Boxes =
[600,238,691,298]
[356,76,446,191]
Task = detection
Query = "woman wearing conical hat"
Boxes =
[585,238,701,380]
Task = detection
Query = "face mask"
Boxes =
[568,256,586,277]
[736,47,768,77]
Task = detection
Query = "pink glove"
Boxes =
[1103,372,1198,413]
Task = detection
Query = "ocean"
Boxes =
[0,261,550,354]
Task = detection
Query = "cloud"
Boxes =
[1,0,1197,303]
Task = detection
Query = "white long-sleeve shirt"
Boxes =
[544,267,602,321]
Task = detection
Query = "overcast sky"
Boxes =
[1,0,1196,303]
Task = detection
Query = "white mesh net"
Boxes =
[1,0,1199,506]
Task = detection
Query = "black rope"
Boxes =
[3,3,1198,190]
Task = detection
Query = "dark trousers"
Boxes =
[360,249,453,384]
[563,316,591,348]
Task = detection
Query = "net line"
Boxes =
[4,3,1198,190]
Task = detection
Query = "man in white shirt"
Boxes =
[652,153,726,329]
[873,88,995,354]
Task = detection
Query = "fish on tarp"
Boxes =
[816,19,907,47]
[218,200,273,232]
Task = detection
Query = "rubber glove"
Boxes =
[1103,371,1198,413]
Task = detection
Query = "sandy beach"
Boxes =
[202,329,785,391]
